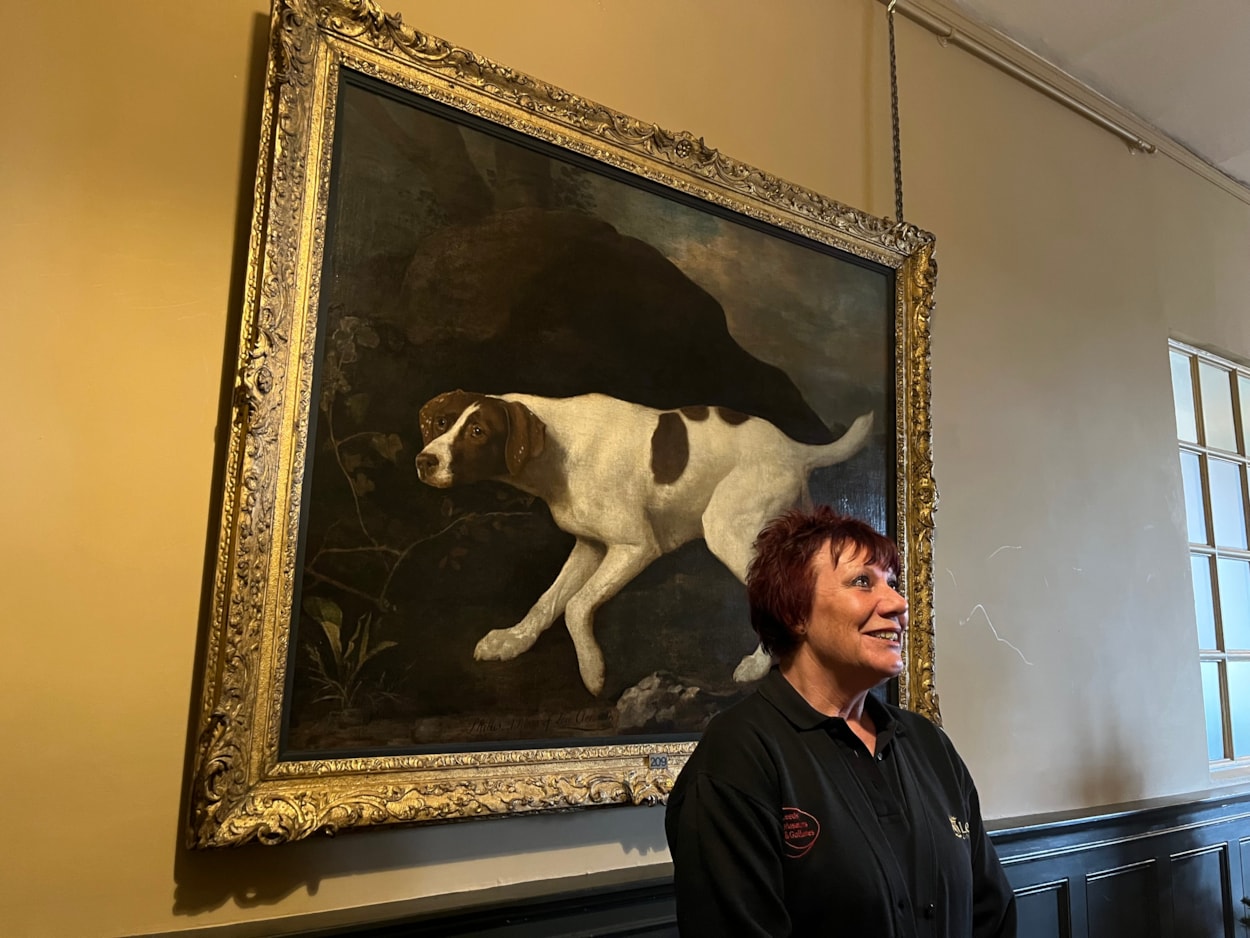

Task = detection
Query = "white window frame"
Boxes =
[1170,339,1250,776]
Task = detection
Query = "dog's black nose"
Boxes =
[415,452,439,475]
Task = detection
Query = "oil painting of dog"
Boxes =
[416,391,873,694]
[281,78,895,754]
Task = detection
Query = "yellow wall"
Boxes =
[2,1,1245,935]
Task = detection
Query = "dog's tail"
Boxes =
[803,411,874,469]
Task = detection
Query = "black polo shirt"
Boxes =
[665,670,1016,937]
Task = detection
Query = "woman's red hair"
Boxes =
[746,506,900,658]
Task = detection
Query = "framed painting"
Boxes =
[188,0,939,847]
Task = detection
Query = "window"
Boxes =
[1170,340,1250,770]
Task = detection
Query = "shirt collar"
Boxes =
[758,667,904,737]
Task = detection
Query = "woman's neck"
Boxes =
[779,649,872,721]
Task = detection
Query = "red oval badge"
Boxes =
[781,806,820,858]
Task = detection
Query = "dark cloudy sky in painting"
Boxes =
[456,126,891,436]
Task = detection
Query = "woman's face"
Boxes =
[801,541,908,687]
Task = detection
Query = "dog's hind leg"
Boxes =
[702,512,756,585]
[563,541,662,695]
[474,537,605,663]
[703,478,801,684]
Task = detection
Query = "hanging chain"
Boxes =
[887,0,904,223]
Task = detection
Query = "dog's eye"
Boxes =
[435,417,447,429]
[470,424,483,437]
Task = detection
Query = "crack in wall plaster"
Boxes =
[986,545,1023,561]
[959,603,1034,666]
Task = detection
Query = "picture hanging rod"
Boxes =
[884,0,1250,205]
[882,0,1154,154]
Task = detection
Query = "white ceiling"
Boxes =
[949,0,1250,187]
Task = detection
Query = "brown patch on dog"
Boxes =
[680,405,709,421]
[715,406,750,426]
[504,399,545,475]
[650,411,689,484]
[419,389,480,444]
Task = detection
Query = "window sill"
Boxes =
[1209,760,1250,785]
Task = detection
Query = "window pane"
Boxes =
[1180,451,1208,544]
[1230,661,1250,759]
[1208,458,1248,549]
[1191,554,1217,649]
[1201,661,1226,761]
[1199,362,1237,451]
[1171,350,1197,443]
[1240,374,1250,456]
[1217,558,1250,650]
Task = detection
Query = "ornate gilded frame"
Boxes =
[189,0,938,847]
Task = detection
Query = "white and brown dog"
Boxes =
[416,391,873,695]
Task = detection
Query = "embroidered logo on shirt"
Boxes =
[782,807,820,858]
[949,816,970,840]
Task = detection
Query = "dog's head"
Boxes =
[415,390,546,488]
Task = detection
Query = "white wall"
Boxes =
[2,1,1245,935]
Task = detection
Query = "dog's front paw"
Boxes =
[732,646,772,683]
[474,627,536,661]
[578,657,605,697]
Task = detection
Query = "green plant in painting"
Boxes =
[302,595,398,715]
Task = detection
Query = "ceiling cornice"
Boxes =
[884,0,1250,206]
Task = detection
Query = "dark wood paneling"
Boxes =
[996,787,1250,938]
[1241,838,1250,931]
[1171,845,1232,938]
[1086,861,1160,938]
[310,882,678,937]
[1015,879,1071,938]
[161,787,1250,936]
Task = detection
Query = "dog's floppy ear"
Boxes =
[418,389,468,445]
[504,399,545,475]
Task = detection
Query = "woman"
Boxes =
[665,507,1016,937]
